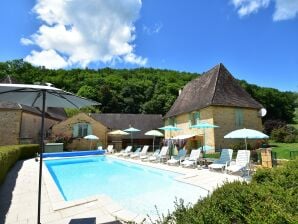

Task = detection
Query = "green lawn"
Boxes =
[270,141,298,160]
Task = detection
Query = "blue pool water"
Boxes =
[45,156,208,216]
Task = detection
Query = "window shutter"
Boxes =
[87,124,93,135]
[235,109,244,128]
[174,117,177,127]
[73,124,79,137]
[188,113,191,127]
[195,112,200,124]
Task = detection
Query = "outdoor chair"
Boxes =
[141,149,160,161]
[181,149,200,168]
[125,147,140,157]
[226,150,251,175]
[130,145,149,159]
[208,149,233,172]
[105,145,114,154]
[167,149,187,166]
[148,146,168,162]
[115,146,132,156]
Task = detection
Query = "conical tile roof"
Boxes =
[165,63,263,118]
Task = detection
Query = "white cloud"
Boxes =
[24,49,68,69]
[231,0,270,17]
[143,23,163,35]
[273,0,298,21]
[23,0,146,69]
[230,0,298,20]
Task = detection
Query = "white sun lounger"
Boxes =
[226,150,251,175]
[141,149,160,161]
[130,145,149,159]
[115,146,132,156]
[181,149,200,168]
[148,146,168,162]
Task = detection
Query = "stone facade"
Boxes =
[51,113,108,150]
[166,106,262,151]
[0,109,21,146]
[0,109,61,146]
[20,112,59,144]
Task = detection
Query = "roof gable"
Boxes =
[165,63,263,118]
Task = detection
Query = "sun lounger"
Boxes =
[105,145,114,154]
[181,149,200,168]
[148,146,168,162]
[209,149,233,172]
[226,150,251,175]
[115,146,132,156]
[130,145,149,159]
[141,149,160,161]
[167,149,186,165]
[125,147,140,157]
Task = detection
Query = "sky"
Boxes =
[0,0,297,92]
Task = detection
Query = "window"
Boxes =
[189,111,200,126]
[168,117,177,126]
[235,109,244,128]
[73,123,92,137]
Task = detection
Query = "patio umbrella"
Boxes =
[159,125,182,156]
[145,130,164,151]
[123,126,140,147]
[224,128,269,150]
[108,130,129,152]
[190,122,219,154]
[0,83,100,224]
[84,134,99,150]
[108,130,129,135]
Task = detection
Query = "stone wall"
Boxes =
[20,112,60,144]
[52,113,108,150]
[164,107,215,152]
[0,109,21,145]
[165,106,263,150]
[212,106,263,149]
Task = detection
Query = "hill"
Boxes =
[0,59,297,122]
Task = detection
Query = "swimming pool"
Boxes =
[45,156,208,216]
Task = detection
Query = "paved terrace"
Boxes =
[0,156,243,224]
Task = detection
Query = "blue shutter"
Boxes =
[195,112,200,124]
[73,124,79,137]
[235,109,244,128]
[87,124,93,135]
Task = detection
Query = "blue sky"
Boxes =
[0,0,297,92]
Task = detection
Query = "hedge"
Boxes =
[158,159,298,224]
[0,144,39,184]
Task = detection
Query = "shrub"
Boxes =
[158,159,298,224]
[0,144,39,184]
[271,126,298,143]
[263,119,287,135]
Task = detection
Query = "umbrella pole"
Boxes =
[37,90,46,224]
[152,136,155,152]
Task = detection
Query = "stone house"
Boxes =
[164,63,264,151]
[0,76,67,146]
[51,113,163,151]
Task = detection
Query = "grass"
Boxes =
[270,141,298,160]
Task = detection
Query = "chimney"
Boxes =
[178,89,182,95]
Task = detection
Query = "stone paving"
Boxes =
[0,156,243,224]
